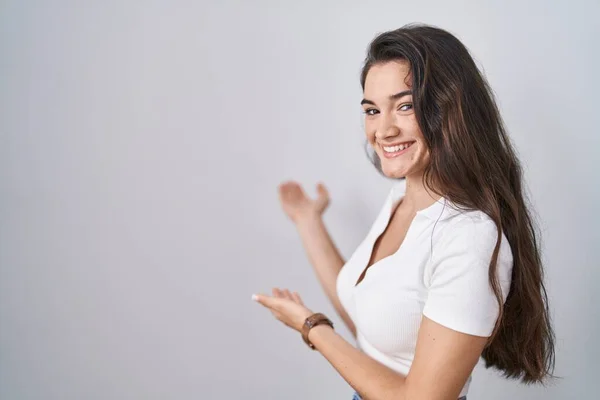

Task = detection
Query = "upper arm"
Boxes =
[406,316,487,400]
[405,216,513,399]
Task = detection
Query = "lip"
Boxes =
[380,141,416,159]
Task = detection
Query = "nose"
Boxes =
[375,113,400,141]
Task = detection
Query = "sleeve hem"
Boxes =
[422,308,495,338]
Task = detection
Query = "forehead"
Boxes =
[364,61,412,97]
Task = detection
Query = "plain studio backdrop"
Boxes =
[1,0,598,399]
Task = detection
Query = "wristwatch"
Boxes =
[301,313,334,350]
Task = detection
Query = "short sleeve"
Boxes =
[422,215,513,337]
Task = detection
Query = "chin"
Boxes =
[380,163,409,179]
[377,151,428,180]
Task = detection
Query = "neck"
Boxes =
[402,173,442,212]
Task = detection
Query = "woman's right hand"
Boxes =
[278,181,330,224]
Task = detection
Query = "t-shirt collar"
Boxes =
[390,180,461,222]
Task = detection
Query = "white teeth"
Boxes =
[383,142,413,153]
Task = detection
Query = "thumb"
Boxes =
[315,183,329,207]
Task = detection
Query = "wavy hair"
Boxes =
[361,24,555,383]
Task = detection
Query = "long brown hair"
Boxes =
[361,24,555,383]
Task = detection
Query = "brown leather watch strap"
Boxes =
[301,313,334,350]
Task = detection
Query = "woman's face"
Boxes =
[362,60,430,179]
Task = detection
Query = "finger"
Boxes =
[278,181,290,195]
[291,291,304,306]
[272,288,283,298]
[316,183,330,209]
[281,289,293,301]
[288,182,306,200]
[252,293,280,310]
[278,184,289,203]
[317,182,329,198]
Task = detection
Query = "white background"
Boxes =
[1,0,598,398]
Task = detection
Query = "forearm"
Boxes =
[296,216,356,336]
[308,325,406,400]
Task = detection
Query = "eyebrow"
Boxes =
[360,90,413,106]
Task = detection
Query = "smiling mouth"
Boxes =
[381,141,416,155]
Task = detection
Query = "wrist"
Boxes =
[295,213,323,229]
[301,313,334,350]
[308,323,335,343]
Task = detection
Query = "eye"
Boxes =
[399,103,413,112]
[363,108,379,116]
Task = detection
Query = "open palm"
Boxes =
[278,181,330,223]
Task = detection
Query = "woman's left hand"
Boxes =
[252,288,314,332]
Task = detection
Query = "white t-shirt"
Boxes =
[336,181,513,397]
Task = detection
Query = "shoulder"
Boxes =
[432,207,513,275]
[440,209,499,247]
[423,207,514,336]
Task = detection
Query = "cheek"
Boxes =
[415,145,430,164]
[364,120,377,143]
[409,124,428,162]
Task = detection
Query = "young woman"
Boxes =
[253,24,555,400]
